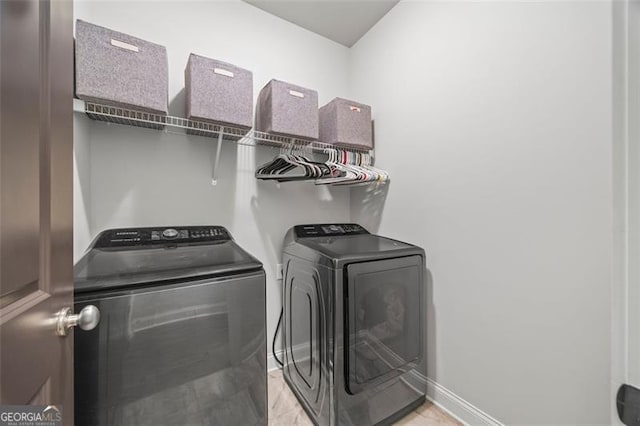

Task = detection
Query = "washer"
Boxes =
[74,226,266,426]
[282,223,427,426]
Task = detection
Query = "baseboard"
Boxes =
[268,350,284,372]
[425,377,503,426]
[267,351,501,425]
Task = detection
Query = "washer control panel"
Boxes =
[95,226,231,248]
[294,224,369,238]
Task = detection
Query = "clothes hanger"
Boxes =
[316,148,362,185]
[325,148,387,186]
[328,149,369,185]
[257,143,332,182]
[360,152,389,183]
[256,144,306,179]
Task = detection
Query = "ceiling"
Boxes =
[242,0,400,47]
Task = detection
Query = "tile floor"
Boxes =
[267,370,462,426]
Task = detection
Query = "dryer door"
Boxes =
[283,259,328,418]
[344,255,423,395]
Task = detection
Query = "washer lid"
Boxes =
[297,233,422,263]
[74,227,262,293]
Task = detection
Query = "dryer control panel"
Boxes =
[294,224,369,238]
[94,226,231,248]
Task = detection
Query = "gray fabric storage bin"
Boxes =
[185,54,253,131]
[75,20,168,115]
[319,98,373,149]
[255,79,318,140]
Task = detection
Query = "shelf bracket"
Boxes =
[211,131,224,186]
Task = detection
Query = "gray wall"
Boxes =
[349,1,613,423]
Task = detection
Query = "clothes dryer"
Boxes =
[282,223,426,426]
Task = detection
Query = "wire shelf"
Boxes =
[73,99,379,185]
[74,100,373,154]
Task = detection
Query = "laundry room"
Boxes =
[0,0,636,425]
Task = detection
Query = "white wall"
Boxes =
[73,0,617,422]
[73,0,352,364]
[73,108,92,261]
[349,1,613,424]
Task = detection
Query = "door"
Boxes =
[344,256,423,395]
[0,0,74,421]
[614,0,640,424]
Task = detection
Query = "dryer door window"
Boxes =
[344,255,423,395]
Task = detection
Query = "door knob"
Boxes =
[56,305,100,336]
